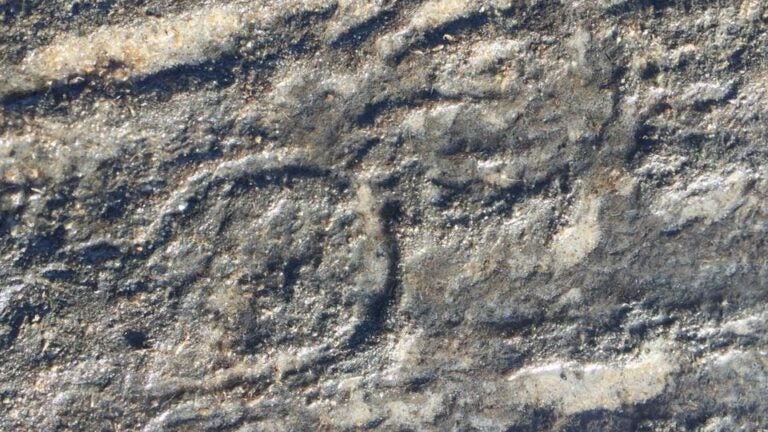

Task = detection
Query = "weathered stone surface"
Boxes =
[1,0,767,430]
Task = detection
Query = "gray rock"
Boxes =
[1,0,767,430]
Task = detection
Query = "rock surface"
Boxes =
[1,0,767,430]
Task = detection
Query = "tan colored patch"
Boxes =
[551,196,601,269]
[9,0,336,91]
[508,340,677,415]
[24,6,247,82]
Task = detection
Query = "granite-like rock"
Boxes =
[1,0,767,430]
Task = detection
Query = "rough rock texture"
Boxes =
[1,0,767,430]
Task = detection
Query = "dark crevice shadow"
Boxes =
[0,4,333,110]
[346,198,404,349]
[328,7,399,49]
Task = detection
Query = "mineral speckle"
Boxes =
[1,0,768,430]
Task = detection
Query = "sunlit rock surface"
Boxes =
[1,0,767,430]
